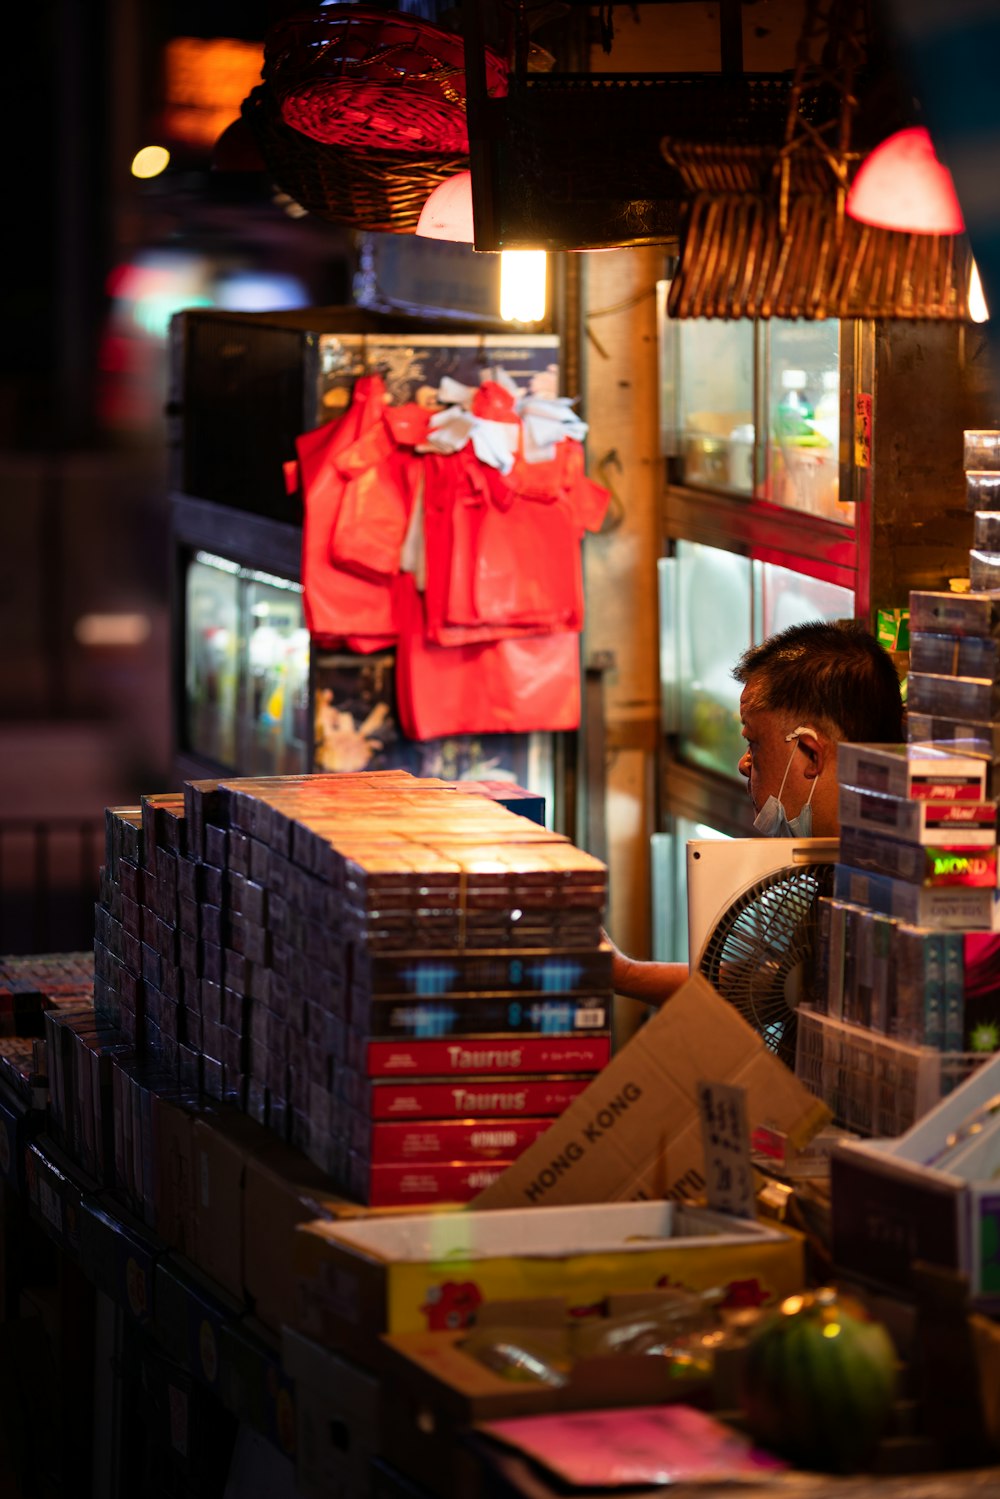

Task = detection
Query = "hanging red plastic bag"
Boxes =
[419,452,544,646]
[446,437,609,631]
[296,375,398,651]
[448,488,583,630]
[328,415,419,583]
[395,574,581,740]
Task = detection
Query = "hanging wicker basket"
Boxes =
[242,84,467,234]
[665,188,971,320]
[263,4,507,155]
[659,0,973,319]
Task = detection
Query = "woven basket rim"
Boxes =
[242,83,468,232]
[264,5,507,96]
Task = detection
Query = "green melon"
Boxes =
[741,1288,898,1473]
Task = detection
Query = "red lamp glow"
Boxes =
[845,126,965,235]
[415,170,475,242]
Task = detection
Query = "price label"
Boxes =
[696,1080,755,1220]
[854,391,873,469]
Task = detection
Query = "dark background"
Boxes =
[0,1,353,951]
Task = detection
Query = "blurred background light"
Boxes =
[131,145,171,179]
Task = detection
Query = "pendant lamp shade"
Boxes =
[845,126,965,235]
[415,169,475,242]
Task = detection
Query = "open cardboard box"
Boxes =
[375,1290,747,1499]
[292,1198,804,1365]
[471,973,829,1210]
[832,1047,1000,1306]
[378,1290,727,1423]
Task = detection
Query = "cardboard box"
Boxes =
[831,1047,1000,1306]
[292,1200,803,1363]
[0,1092,30,1193]
[192,1109,263,1299]
[380,1308,705,1420]
[219,1316,297,1461]
[152,1092,200,1255]
[470,973,828,1210]
[25,1141,83,1258]
[375,1301,718,1498]
[78,1194,161,1326]
[243,1137,369,1336]
[154,1255,245,1393]
[281,1328,381,1499]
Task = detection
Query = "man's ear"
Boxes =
[797,731,831,781]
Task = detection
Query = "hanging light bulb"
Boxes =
[845,126,965,235]
[969,260,990,324]
[499,251,547,323]
[416,171,547,322]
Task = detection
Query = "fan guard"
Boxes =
[697,861,835,1067]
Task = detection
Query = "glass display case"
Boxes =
[659,286,850,527]
[182,548,311,777]
[244,571,312,776]
[673,318,754,495]
[766,319,843,523]
[659,545,855,792]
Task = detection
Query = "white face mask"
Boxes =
[752,725,820,838]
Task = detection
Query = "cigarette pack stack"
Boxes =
[808,544,1000,1080]
[836,741,996,895]
[904,429,1000,787]
[0,952,92,1113]
[92,771,611,1208]
[805,737,1000,1082]
[815,892,1000,1053]
[966,428,1000,592]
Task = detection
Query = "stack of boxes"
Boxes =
[89,770,612,1208]
[0,952,93,1103]
[816,742,996,1048]
[903,428,1000,782]
[800,429,1000,1132]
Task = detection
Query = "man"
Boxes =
[607,619,905,1005]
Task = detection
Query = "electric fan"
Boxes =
[687,837,839,1068]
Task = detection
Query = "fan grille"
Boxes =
[698,862,835,1066]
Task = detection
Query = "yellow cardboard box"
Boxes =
[291,1199,803,1363]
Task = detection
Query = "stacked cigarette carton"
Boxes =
[92,770,612,1207]
[801,433,1000,1129]
[904,428,1000,787]
[818,741,998,1052]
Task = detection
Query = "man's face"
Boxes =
[738,684,810,819]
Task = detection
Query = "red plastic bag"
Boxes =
[328,418,417,582]
[419,452,543,646]
[444,437,608,632]
[297,375,398,650]
[395,574,581,740]
[448,489,583,630]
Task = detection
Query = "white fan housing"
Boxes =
[687,837,840,964]
[687,836,840,1062]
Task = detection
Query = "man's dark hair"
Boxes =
[733,619,904,743]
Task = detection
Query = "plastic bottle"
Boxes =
[774,369,815,439]
[774,369,817,513]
